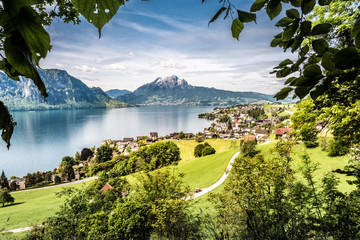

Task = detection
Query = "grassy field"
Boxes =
[257,140,355,193]
[0,140,239,232]
[0,182,91,231]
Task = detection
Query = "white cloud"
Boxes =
[72,65,99,73]
[103,63,126,71]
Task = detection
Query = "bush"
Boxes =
[194,142,215,157]
[202,146,216,156]
[328,139,349,157]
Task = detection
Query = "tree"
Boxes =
[60,156,75,167]
[95,144,113,163]
[9,181,18,191]
[178,131,185,139]
[54,175,61,184]
[291,98,319,148]
[74,152,81,165]
[61,163,75,182]
[0,170,9,189]
[81,148,93,161]
[0,189,14,207]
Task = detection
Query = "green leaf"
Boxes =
[301,0,315,15]
[231,19,244,40]
[0,101,16,149]
[300,21,312,36]
[271,37,282,47]
[276,67,292,78]
[312,39,328,55]
[71,0,125,37]
[208,7,227,25]
[321,52,335,71]
[304,64,322,77]
[0,10,9,26]
[290,0,302,7]
[291,37,303,52]
[295,86,309,99]
[275,17,293,27]
[310,85,324,100]
[266,0,282,20]
[282,21,298,41]
[279,59,293,66]
[237,10,256,23]
[250,0,268,12]
[352,18,360,37]
[275,87,293,100]
[334,47,359,70]
[318,0,332,6]
[286,8,300,19]
[311,23,332,35]
[300,45,309,57]
[285,77,296,85]
[4,32,47,98]
[291,56,307,71]
[0,59,21,81]
[14,7,51,61]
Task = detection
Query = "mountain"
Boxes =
[0,69,133,110]
[105,89,132,98]
[116,75,275,105]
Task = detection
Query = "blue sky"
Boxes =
[42,0,294,94]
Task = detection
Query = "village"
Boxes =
[5,104,294,191]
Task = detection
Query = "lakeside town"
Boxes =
[3,104,294,191]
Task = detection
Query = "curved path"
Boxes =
[191,151,240,199]
[191,140,272,199]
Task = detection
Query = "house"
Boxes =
[255,129,269,137]
[51,173,62,183]
[100,183,113,193]
[184,133,195,139]
[275,128,293,138]
[8,178,26,190]
[150,132,158,141]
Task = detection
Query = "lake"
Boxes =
[0,106,214,177]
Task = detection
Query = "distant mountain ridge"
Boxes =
[0,69,133,110]
[116,75,275,105]
[105,89,132,98]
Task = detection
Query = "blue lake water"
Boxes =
[0,106,214,177]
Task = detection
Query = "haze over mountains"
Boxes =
[0,69,132,110]
[115,75,275,105]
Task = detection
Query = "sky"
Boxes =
[41,0,295,95]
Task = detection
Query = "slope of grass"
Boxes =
[175,140,238,163]
[0,182,91,231]
[257,140,355,192]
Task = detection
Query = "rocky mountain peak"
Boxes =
[150,75,191,89]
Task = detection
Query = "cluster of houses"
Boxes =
[201,105,293,142]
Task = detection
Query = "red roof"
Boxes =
[275,128,293,136]
[100,183,113,192]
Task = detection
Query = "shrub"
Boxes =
[202,146,216,156]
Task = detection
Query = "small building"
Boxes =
[123,137,134,142]
[150,132,158,141]
[275,128,293,138]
